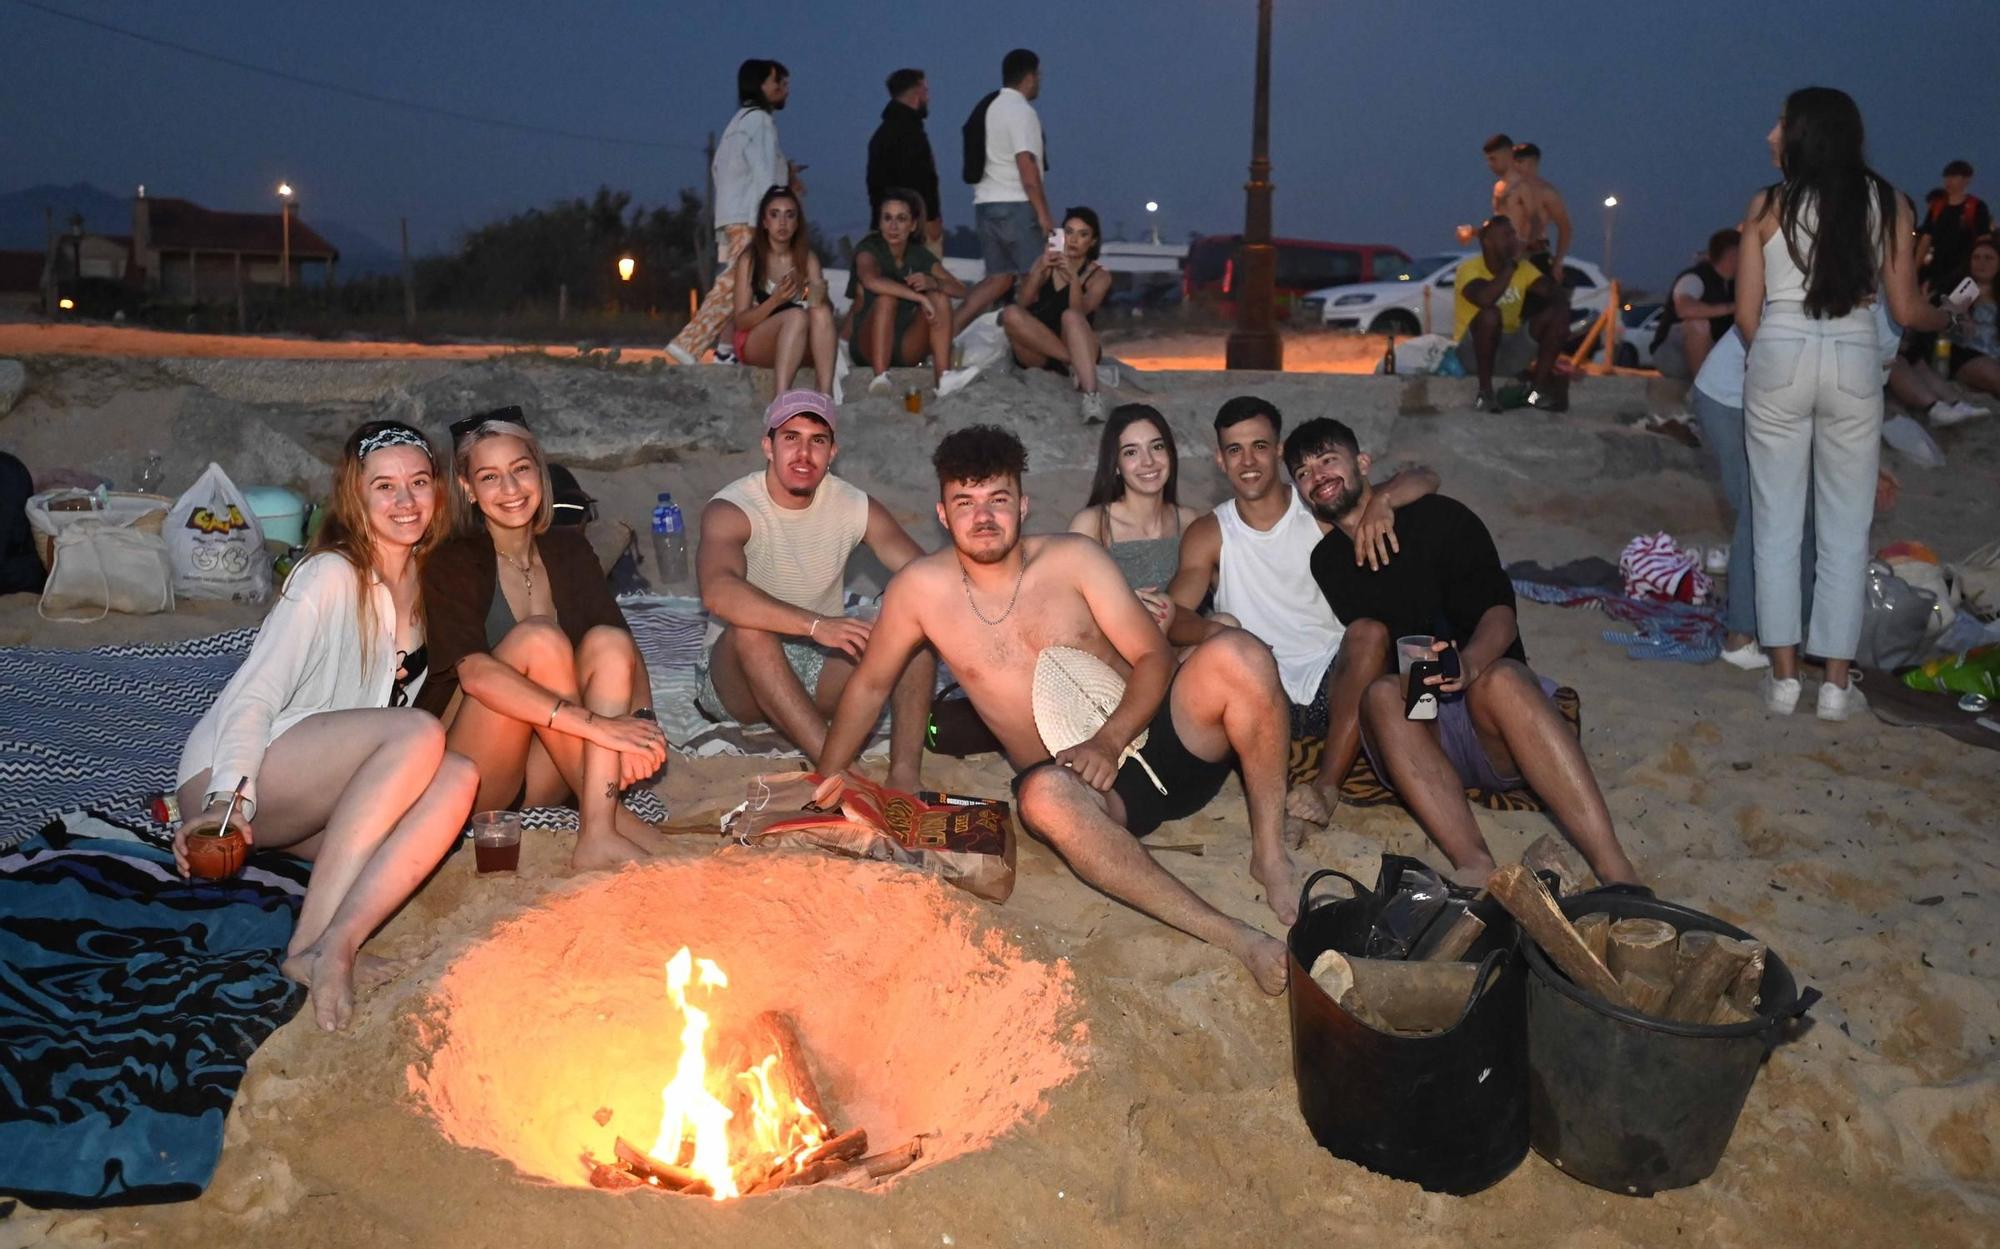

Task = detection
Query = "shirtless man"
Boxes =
[697,389,935,789]
[1484,133,1518,221]
[1504,143,1573,277]
[815,425,1296,994]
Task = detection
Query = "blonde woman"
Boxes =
[417,407,666,871]
[176,421,476,1033]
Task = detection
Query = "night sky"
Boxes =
[7,0,1997,290]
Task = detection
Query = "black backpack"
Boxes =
[1,451,45,595]
[546,463,596,527]
[960,91,998,185]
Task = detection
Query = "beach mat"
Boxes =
[1866,677,2000,752]
[1290,686,1583,813]
[0,825,308,1207]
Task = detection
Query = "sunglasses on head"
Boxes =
[449,406,529,442]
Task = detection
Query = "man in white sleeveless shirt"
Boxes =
[1167,396,1436,826]
[696,389,935,789]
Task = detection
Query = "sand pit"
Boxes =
[410,855,1084,1192]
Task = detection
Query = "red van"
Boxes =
[1182,236,1411,320]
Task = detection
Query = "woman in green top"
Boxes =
[851,188,967,392]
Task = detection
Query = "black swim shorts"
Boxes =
[1008,676,1237,838]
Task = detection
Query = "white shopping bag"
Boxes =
[165,462,271,602]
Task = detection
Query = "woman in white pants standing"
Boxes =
[1736,87,1952,720]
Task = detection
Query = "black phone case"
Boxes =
[1405,659,1442,720]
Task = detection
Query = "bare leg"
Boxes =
[707,626,829,758]
[1360,674,1496,872]
[1061,308,1100,395]
[1528,295,1571,397]
[807,304,837,393]
[1015,766,1287,995]
[885,647,936,792]
[770,307,808,393]
[862,295,899,378]
[570,626,660,869]
[958,274,1015,333]
[925,292,954,384]
[1001,304,1069,369]
[1958,356,2000,399]
[1681,319,1714,380]
[1171,631,1300,924]
[1461,661,1639,884]
[182,710,477,1030]
[1313,619,1390,809]
[1470,306,1501,398]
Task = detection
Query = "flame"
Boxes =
[645,947,831,1200]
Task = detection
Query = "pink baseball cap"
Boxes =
[763,389,837,435]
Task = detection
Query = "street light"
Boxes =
[617,255,636,282]
[1602,195,1618,279]
[277,182,294,290]
[1145,201,1160,245]
[1225,0,1280,371]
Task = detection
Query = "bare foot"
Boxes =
[352,951,411,992]
[612,805,671,853]
[1284,783,1331,827]
[1233,927,1289,996]
[885,768,922,795]
[1447,861,1499,890]
[1250,847,1305,926]
[1283,815,1317,851]
[284,946,356,1031]
[571,830,649,872]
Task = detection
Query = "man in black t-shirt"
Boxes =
[1283,417,1639,886]
[1916,160,1992,292]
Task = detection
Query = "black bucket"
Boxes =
[1286,859,1528,1195]
[1521,886,1820,1196]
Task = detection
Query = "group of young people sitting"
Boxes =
[696,390,1641,994]
[721,182,1113,417]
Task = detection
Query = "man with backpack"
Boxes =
[962,49,1051,311]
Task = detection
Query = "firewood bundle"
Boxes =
[1487,865,1766,1024]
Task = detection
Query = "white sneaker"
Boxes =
[1762,674,1802,715]
[1815,678,1868,722]
[1080,391,1107,423]
[1099,362,1120,389]
[832,352,850,406]
[1932,401,1991,428]
[665,342,699,366]
[1704,544,1731,576]
[712,342,737,365]
[1720,640,1769,670]
[867,372,892,395]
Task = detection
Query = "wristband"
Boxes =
[809,617,821,639]
[547,697,568,727]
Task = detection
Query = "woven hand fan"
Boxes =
[1031,646,1167,795]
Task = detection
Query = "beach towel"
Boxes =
[0,618,678,854]
[1513,578,1724,664]
[0,823,307,1207]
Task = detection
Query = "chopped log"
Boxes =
[1346,958,1482,1032]
[1617,971,1672,1016]
[1708,998,1756,1026]
[1606,917,1679,983]
[748,1011,832,1127]
[1416,904,1487,962]
[1488,864,1630,1008]
[823,1138,926,1189]
[770,1129,871,1191]
[583,1154,646,1191]
[1675,929,1717,980]
[1727,940,1767,1011]
[1148,842,1205,856]
[613,1137,712,1195]
[1663,937,1752,1024]
[1520,832,1598,898]
[1574,912,1611,965]
[1308,950,1355,1002]
[1337,987,1391,1032]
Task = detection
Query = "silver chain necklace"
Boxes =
[961,562,1026,626]
[499,548,535,599]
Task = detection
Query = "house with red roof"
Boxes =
[131,192,339,299]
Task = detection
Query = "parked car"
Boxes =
[1303,252,1611,337]
[1184,236,1411,321]
[1615,302,1663,368]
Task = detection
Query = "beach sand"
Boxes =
[2,333,1995,1247]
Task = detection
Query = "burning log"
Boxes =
[748,1011,832,1126]
[823,1138,927,1190]
[614,1137,714,1196]
[743,1127,870,1194]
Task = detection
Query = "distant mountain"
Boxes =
[0,182,405,277]
[0,182,131,248]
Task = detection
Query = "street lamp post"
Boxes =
[1145,201,1160,246]
[617,255,636,282]
[1602,195,1618,280]
[277,182,293,290]
[1225,0,1281,372]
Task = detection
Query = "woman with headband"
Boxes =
[175,421,476,1032]
[417,407,667,870]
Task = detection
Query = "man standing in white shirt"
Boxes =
[964,49,1051,312]
[671,59,798,365]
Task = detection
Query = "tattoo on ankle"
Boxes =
[604,783,621,801]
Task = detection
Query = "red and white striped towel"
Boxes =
[1619,533,1713,604]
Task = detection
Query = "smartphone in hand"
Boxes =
[1947,276,1980,312]
[1405,659,1442,721]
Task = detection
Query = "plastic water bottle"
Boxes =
[650,493,688,590]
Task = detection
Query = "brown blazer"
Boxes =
[416,526,627,719]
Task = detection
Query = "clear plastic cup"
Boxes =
[471,810,523,874]
[1397,634,1436,674]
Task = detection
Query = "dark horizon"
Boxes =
[6,0,1996,291]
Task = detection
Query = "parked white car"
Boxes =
[1302,251,1612,337]
[1615,302,1664,368]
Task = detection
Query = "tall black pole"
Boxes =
[1226,0,1281,371]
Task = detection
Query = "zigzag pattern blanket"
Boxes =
[0,828,307,1207]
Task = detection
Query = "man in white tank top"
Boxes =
[1167,397,1437,826]
[695,390,935,789]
